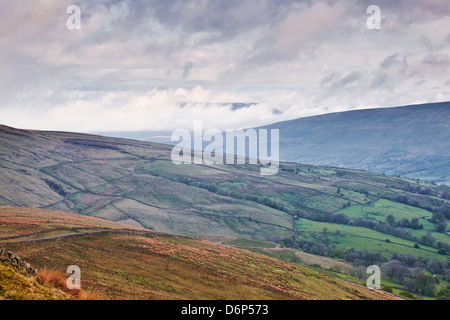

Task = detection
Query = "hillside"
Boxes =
[0,123,449,298]
[99,102,450,185]
[0,261,73,300]
[259,101,450,185]
[0,207,396,300]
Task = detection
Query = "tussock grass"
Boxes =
[36,268,99,300]
[8,232,401,300]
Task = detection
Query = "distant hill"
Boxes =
[99,102,450,184]
[259,101,450,184]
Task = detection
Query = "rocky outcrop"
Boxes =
[0,247,37,276]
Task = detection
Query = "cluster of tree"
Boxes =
[274,236,384,267]
[383,255,450,297]
[437,241,450,255]
[391,253,450,276]
[432,205,450,220]
[403,183,450,203]
[352,216,445,251]
[404,185,439,197]
[442,191,450,200]
[294,239,332,257]
[325,212,349,224]
[344,248,382,266]
[274,234,450,298]
[295,210,448,252]
[385,214,423,229]
[431,212,448,233]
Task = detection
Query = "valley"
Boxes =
[0,123,449,299]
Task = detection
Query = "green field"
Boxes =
[338,199,433,222]
[294,218,443,260]
[336,199,449,245]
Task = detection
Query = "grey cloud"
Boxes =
[420,35,436,52]
[320,72,340,87]
[0,0,449,132]
[370,72,388,90]
[247,1,347,64]
[89,0,292,45]
[321,71,362,90]
[415,79,426,86]
[144,0,308,40]
[336,71,362,88]
[182,61,194,78]
[371,54,412,90]
[349,0,450,24]
[380,54,409,72]
[380,53,400,69]
[422,54,450,65]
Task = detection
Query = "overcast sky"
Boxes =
[0,0,449,132]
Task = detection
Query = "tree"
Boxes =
[403,254,419,268]
[362,252,379,265]
[415,274,436,296]
[426,259,444,274]
[410,218,422,230]
[351,266,362,279]
[403,278,416,293]
[437,241,450,255]
[330,265,341,273]
[442,191,450,200]
[443,269,450,281]
[420,233,436,247]
[436,288,450,299]
[396,195,409,205]
[385,260,407,282]
[411,267,423,281]
[436,221,447,233]
[330,212,349,224]
[431,212,445,224]
[385,214,396,226]
[399,217,410,228]
[346,251,359,263]
[329,249,346,260]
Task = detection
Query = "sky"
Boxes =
[0,0,449,132]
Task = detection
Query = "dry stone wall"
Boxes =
[0,247,37,276]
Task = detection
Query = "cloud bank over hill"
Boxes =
[0,0,449,131]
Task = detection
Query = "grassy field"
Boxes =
[0,262,73,300]
[0,208,398,300]
[338,199,433,222]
